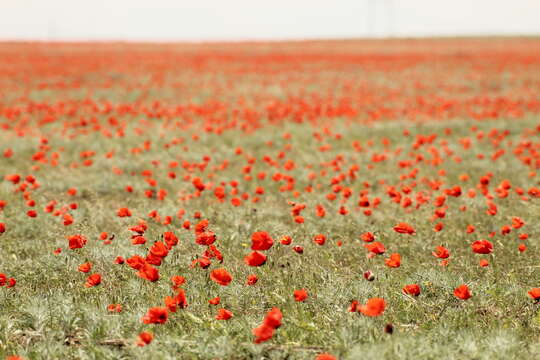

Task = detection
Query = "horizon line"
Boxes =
[1,33,540,45]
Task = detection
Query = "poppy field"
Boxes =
[0,38,539,359]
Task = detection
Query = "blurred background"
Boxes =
[1,0,540,41]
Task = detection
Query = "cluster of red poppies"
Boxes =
[0,40,539,358]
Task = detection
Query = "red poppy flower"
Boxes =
[280,235,292,245]
[251,231,273,250]
[63,213,73,226]
[385,253,401,268]
[528,288,540,301]
[246,274,258,285]
[164,296,178,313]
[150,241,169,258]
[127,255,145,270]
[363,270,375,281]
[402,284,421,296]
[358,298,386,317]
[136,332,153,346]
[252,323,274,344]
[209,297,220,305]
[191,257,212,269]
[117,207,132,217]
[511,217,525,229]
[142,307,168,324]
[313,234,326,245]
[393,222,416,235]
[215,308,233,320]
[432,246,450,259]
[196,231,216,246]
[479,259,489,267]
[107,304,122,313]
[244,251,267,266]
[210,268,232,286]
[293,289,308,302]
[68,234,88,250]
[263,307,283,328]
[78,262,92,273]
[364,242,385,255]
[163,231,179,248]
[454,284,471,300]
[471,240,493,254]
[361,232,375,242]
[252,307,282,343]
[175,288,188,309]
[85,273,101,287]
[316,354,337,360]
[171,275,186,288]
[137,263,160,282]
[0,222,6,234]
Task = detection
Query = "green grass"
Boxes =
[0,118,539,360]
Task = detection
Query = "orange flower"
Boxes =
[210,268,233,286]
[107,304,122,313]
[78,262,92,273]
[528,288,540,301]
[358,298,386,317]
[479,259,489,267]
[117,207,132,217]
[454,284,471,300]
[164,296,178,313]
[385,253,401,268]
[316,354,337,360]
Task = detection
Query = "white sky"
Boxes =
[1,0,540,41]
